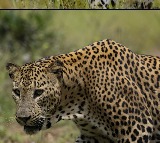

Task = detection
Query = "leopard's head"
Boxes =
[6,60,64,135]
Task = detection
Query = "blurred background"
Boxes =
[0,11,160,143]
[0,0,159,8]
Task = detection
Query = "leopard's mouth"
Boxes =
[24,125,42,135]
[22,117,45,135]
[16,116,48,135]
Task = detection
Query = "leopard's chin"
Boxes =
[24,125,42,135]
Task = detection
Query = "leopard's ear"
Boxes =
[6,63,20,80]
[47,60,64,78]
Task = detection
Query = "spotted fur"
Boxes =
[6,39,160,142]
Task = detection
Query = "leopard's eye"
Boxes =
[13,88,20,97]
[34,89,44,99]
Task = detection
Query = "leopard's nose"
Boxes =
[16,116,31,123]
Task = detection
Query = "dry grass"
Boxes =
[0,0,13,8]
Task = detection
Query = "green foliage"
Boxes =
[152,0,160,8]
[0,11,56,60]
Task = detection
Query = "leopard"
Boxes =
[6,39,160,143]
[88,0,153,9]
